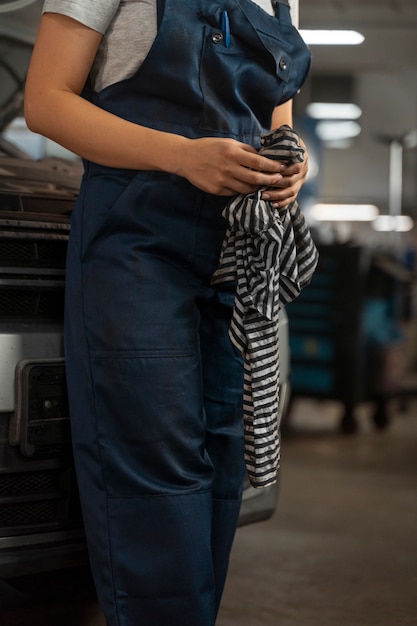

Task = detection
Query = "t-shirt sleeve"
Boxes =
[42,0,120,35]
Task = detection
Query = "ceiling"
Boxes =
[1,0,415,72]
[296,0,417,221]
[300,0,417,74]
[1,0,417,220]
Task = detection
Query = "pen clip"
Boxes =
[221,10,231,48]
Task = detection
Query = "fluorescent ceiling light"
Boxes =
[323,138,355,150]
[311,204,379,222]
[306,102,362,120]
[300,30,365,45]
[316,120,361,142]
[372,215,414,232]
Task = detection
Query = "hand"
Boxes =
[176,137,286,196]
[260,138,309,208]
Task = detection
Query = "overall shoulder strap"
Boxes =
[272,0,290,9]
[271,1,296,24]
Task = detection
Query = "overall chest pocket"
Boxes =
[198,2,310,136]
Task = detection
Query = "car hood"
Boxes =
[0,156,82,218]
[0,1,42,132]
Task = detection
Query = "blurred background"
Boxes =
[288,0,417,432]
[0,1,416,625]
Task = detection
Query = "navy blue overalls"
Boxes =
[64,1,310,624]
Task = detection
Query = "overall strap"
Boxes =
[271,0,290,18]
[156,0,164,28]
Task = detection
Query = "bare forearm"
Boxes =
[25,13,292,197]
[271,100,293,130]
[24,12,189,174]
[25,85,289,196]
[25,89,189,173]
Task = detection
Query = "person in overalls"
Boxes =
[25,1,311,624]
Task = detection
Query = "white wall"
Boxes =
[314,68,417,215]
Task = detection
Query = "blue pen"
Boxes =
[221,10,231,48]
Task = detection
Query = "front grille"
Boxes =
[28,444,72,460]
[0,289,64,319]
[0,500,60,527]
[0,470,61,497]
[0,196,83,546]
[0,238,67,269]
[0,240,35,264]
[37,241,67,267]
[0,467,81,533]
[0,225,68,321]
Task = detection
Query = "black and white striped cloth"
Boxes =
[211,125,319,488]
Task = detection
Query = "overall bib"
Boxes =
[64,1,310,624]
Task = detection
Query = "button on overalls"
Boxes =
[64,1,310,624]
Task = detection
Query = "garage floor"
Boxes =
[1,396,416,626]
[219,397,417,626]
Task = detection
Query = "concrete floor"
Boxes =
[218,397,417,626]
[1,397,416,626]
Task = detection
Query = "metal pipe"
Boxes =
[389,139,403,216]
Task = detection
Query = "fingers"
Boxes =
[181,137,308,198]
[183,138,287,196]
[240,144,286,174]
[226,144,286,192]
[261,178,301,208]
[240,168,283,189]
[260,156,309,207]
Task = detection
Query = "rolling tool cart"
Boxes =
[284,243,402,433]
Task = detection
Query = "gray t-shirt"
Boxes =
[43,0,296,91]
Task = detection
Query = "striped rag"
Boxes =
[211,125,319,488]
